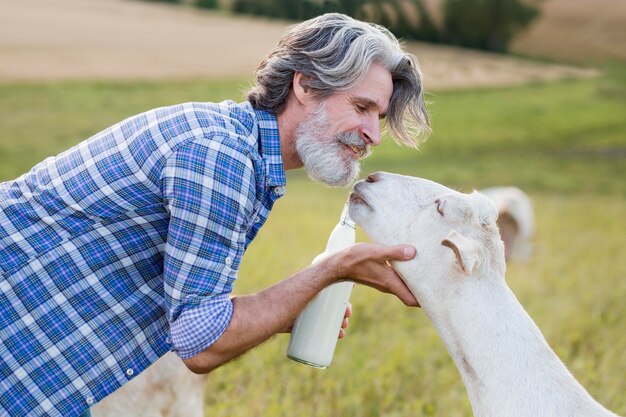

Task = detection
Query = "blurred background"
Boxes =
[1,0,624,415]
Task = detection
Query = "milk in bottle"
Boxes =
[287,203,355,368]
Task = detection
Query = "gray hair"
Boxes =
[247,13,431,148]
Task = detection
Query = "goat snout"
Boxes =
[352,180,366,195]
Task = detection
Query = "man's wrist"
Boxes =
[315,251,347,287]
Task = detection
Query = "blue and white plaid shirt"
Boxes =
[0,100,286,417]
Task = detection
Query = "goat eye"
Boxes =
[435,199,445,216]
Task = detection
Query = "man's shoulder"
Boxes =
[169,101,256,135]
[160,101,260,151]
[153,102,267,174]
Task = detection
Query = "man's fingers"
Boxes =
[340,304,351,330]
[398,245,417,261]
[394,284,420,307]
[358,243,416,262]
[344,303,352,319]
[333,243,420,307]
[382,244,416,261]
[381,258,420,307]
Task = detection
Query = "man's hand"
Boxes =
[338,303,352,338]
[323,243,419,307]
[280,302,352,337]
[182,242,417,374]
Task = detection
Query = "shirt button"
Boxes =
[86,396,94,405]
[126,368,134,377]
[273,186,285,196]
[165,336,172,344]
[225,256,232,266]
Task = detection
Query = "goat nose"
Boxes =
[366,173,380,183]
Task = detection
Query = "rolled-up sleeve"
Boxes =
[169,294,234,359]
[160,135,256,359]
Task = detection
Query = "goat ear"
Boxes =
[441,231,484,275]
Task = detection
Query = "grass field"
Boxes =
[0,69,624,416]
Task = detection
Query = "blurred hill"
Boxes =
[397,0,626,64]
[219,0,625,64]
[0,0,596,88]
[510,0,626,64]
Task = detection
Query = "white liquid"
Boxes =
[287,204,355,368]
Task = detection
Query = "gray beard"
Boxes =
[295,105,370,187]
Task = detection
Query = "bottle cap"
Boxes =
[340,201,356,230]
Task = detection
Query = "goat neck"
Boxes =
[423,270,617,417]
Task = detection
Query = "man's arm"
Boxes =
[182,243,417,374]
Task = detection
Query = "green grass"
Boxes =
[0,71,624,416]
[366,76,626,196]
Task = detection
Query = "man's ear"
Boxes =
[292,72,315,105]
[441,231,484,275]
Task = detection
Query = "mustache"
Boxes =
[337,132,371,159]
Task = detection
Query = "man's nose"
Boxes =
[360,114,381,146]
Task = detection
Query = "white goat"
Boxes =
[92,352,205,417]
[480,186,534,261]
[349,172,619,417]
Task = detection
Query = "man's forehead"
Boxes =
[343,62,393,115]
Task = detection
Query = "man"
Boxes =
[0,13,430,417]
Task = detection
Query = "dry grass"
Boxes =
[511,0,626,64]
[0,0,596,89]
[362,0,626,65]
[403,0,626,65]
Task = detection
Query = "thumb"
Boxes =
[385,244,416,261]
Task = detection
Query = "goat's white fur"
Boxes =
[92,352,205,417]
[349,172,619,417]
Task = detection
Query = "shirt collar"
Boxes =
[249,103,286,188]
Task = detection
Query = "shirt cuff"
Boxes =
[170,294,234,359]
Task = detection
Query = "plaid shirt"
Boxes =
[0,101,286,417]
